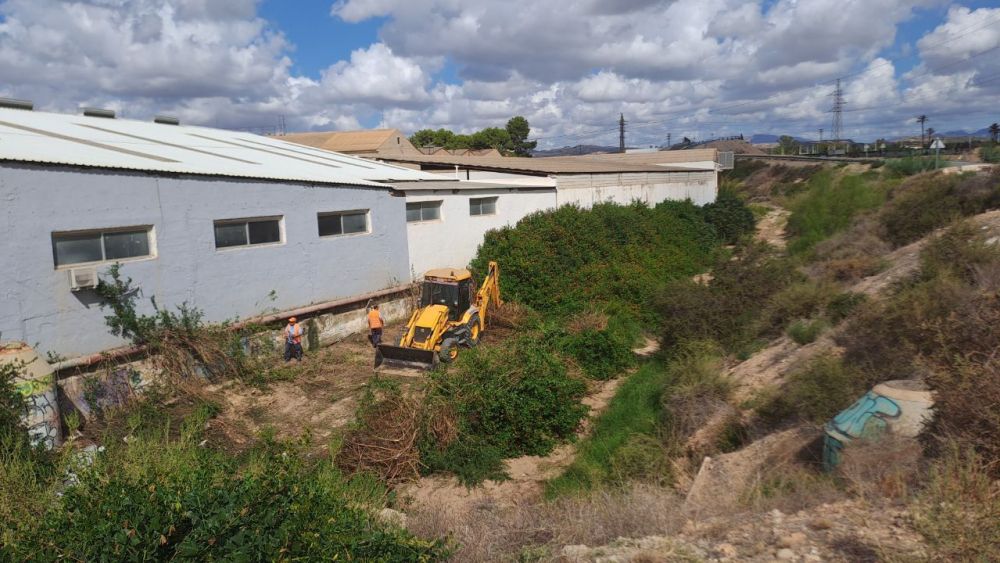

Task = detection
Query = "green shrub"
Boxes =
[878,171,1000,247]
[761,281,838,332]
[608,434,672,485]
[722,159,768,182]
[471,201,719,320]
[420,336,588,485]
[701,188,756,244]
[979,144,1000,163]
[883,156,937,177]
[786,319,828,345]
[755,354,868,425]
[785,171,887,254]
[560,328,634,380]
[5,405,448,561]
[825,292,867,323]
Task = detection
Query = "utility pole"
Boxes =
[830,79,845,151]
[916,115,928,149]
[619,113,626,153]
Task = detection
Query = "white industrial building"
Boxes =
[369,152,719,208]
[393,180,557,277]
[2,106,721,362]
[0,106,441,358]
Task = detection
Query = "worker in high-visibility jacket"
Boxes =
[284,317,304,362]
[367,305,384,348]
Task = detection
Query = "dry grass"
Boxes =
[811,216,891,282]
[838,434,923,500]
[565,310,609,334]
[740,460,843,514]
[489,301,534,330]
[406,485,685,562]
[335,393,421,484]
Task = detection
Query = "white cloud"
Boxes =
[0,0,997,146]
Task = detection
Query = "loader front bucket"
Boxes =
[375,344,437,371]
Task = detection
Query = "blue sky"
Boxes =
[1,0,999,145]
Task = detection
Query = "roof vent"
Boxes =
[0,97,33,111]
[81,107,116,119]
[154,115,180,125]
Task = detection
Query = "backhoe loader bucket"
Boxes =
[375,344,437,371]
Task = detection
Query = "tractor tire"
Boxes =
[438,338,460,363]
[466,315,481,347]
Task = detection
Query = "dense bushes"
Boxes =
[471,201,721,319]
[418,336,588,485]
[883,156,937,177]
[3,402,449,560]
[702,188,757,244]
[657,242,801,354]
[879,169,1000,247]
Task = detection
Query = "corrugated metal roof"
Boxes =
[279,129,401,152]
[369,153,690,174]
[564,148,719,166]
[392,179,554,192]
[0,109,439,187]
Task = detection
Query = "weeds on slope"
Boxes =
[784,170,888,255]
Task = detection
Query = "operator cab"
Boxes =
[421,268,474,322]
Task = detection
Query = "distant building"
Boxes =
[366,150,719,209]
[277,128,423,157]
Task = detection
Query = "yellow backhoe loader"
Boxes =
[375,261,500,370]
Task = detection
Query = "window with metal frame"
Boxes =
[52,227,153,268]
[469,197,498,216]
[214,217,282,249]
[318,210,369,237]
[406,201,442,222]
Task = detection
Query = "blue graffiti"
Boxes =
[823,392,901,471]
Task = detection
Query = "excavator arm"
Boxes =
[474,261,501,331]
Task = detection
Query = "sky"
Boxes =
[1,0,999,147]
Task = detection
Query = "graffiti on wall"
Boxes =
[15,372,61,448]
[823,391,901,470]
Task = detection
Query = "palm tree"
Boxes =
[916,115,928,147]
[989,123,1000,143]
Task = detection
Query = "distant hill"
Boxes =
[750,134,811,144]
[532,144,620,157]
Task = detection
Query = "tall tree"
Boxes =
[916,115,928,147]
[926,127,935,141]
[989,123,1000,143]
[505,116,537,157]
[470,127,510,151]
[777,135,799,155]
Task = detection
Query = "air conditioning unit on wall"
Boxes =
[69,267,99,291]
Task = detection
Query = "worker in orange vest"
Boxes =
[367,305,384,348]
[284,317,304,362]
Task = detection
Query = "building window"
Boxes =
[52,227,154,268]
[406,201,442,223]
[469,197,498,216]
[214,217,282,249]
[318,210,369,237]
